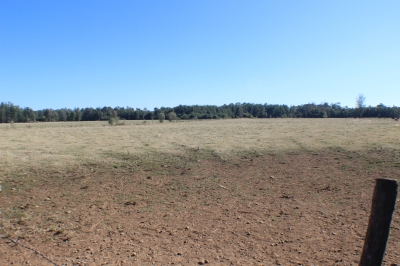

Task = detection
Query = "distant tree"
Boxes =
[0,102,6,123]
[133,109,142,120]
[356,94,366,109]
[167,111,177,122]
[94,108,103,120]
[45,109,52,122]
[74,108,82,121]
[235,105,244,118]
[7,102,18,122]
[108,110,119,125]
[158,112,165,123]
[59,109,67,121]
[355,94,366,117]
[153,107,160,120]
[144,112,153,120]
[3,99,400,123]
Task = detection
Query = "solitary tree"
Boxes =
[355,94,366,117]
[108,110,119,125]
[167,111,177,122]
[158,112,165,123]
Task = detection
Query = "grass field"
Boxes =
[1,118,399,174]
[1,118,399,265]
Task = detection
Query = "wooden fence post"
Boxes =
[359,178,398,266]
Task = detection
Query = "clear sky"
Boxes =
[1,0,399,110]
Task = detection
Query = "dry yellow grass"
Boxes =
[0,118,399,175]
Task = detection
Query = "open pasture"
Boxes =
[1,118,399,265]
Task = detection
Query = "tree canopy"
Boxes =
[0,101,399,123]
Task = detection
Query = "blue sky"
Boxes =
[1,0,399,110]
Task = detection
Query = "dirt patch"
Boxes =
[1,150,399,265]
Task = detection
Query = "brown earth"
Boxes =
[1,150,400,265]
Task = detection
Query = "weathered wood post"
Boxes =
[359,178,398,266]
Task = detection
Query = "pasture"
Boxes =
[1,118,399,265]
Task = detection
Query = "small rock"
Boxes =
[198,258,208,265]
[270,176,274,179]
[124,201,136,206]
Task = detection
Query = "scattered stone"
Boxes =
[198,258,209,264]
[19,204,29,209]
[270,176,274,179]
[124,201,136,206]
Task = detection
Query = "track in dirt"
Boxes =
[1,150,400,265]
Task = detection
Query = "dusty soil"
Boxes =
[1,150,400,265]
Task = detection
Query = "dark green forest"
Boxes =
[0,101,399,123]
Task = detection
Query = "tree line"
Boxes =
[0,101,399,123]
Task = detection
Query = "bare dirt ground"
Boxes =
[1,149,399,265]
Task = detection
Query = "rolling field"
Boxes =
[1,118,399,265]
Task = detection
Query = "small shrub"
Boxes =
[108,117,117,126]
[158,112,165,123]
[167,112,177,122]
